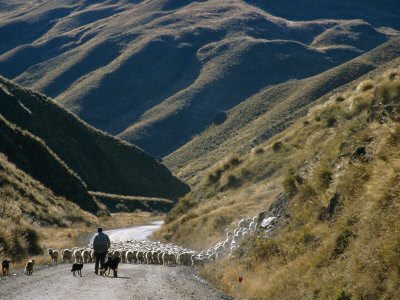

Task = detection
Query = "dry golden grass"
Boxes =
[192,67,400,298]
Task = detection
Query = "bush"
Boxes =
[334,94,346,102]
[283,175,296,195]
[248,237,280,262]
[228,156,241,166]
[165,194,199,224]
[357,80,374,92]
[317,168,333,189]
[226,175,241,189]
[253,147,265,154]
[324,116,337,128]
[272,141,283,152]
[180,212,198,224]
[332,227,356,258]
[207,168,223,184]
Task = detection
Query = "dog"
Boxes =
[25,259,35,275]
[71,263,83,276]
[2,259,11,276]
[100,256,120,277]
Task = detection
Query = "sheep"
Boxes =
[136,251,145,264]
[48,248,59,263]
[73,249,83,263]
[89,249,94,263]
[132,250,138,264]
[161,252,168,266]
[120,250,127,263]
[152,251,159,264]
[126,251,134,264]
[25,259,35,275]
[82,249,91,263]
[158,252,164,265]
[62,249,72,263]
[145,251,153,264]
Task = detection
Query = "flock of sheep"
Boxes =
[51,241,202,267]
[46,215,265,269]
[1,214,274,277]
[198,215,265,261]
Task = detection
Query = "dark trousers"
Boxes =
[94,252,106,273]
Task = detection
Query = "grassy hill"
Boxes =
[0,76,189,200]
[164,38,400,185]
[0,112,101,214]
[0,151,96,260]
[0,0,398,159]
[154,59,400,298]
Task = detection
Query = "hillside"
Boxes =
[0,76,189,200]
[0,112,101,214]
[165,38,400,185]
[155,60,400,298]
[0,0,398,159]
[0,151,96,260]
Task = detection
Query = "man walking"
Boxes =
[93,227,110,275]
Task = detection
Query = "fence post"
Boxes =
[43,243,47,263]
[236,272,244,297]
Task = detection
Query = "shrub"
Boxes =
[253,147,265,154]
[374,80,400,104]
[165,194,199,224]
[283,175,296,195]
[334,94,346,102]
[317,168,333,189]
[332,227,356,258]
[324,116,337,128]
[180,212,198,224]
[228,156,241,166]
[272,141,283,152]
[207,168,223,184]
[213,111,227,125]
[226,175,241,189]
[357,80,374,92]
[248,237,280,262]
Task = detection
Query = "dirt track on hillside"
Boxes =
[0,262,232,300]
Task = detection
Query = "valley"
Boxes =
[1,0,400,299]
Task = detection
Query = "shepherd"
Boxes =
[93,227,110,275]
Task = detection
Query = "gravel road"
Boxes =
[0,222,232,300]
[0,263,231,300]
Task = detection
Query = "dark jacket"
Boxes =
[93,232,110,253]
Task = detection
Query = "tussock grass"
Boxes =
[162,66,400,298]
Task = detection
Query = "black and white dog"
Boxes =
[71,263,83,276]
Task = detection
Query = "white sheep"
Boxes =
[73,249,83,263]
[61,249,72,263]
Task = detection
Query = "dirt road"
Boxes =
[0,263,230,300]
[0,222,232,300]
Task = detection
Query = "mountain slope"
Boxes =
[0,112,101,214]
[156,57,400,299]
[0,76,189,200]
[0,0,398,159]
[0,151,96,260]
[164,38,400,184]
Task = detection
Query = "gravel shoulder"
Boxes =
[0,262,232,300]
